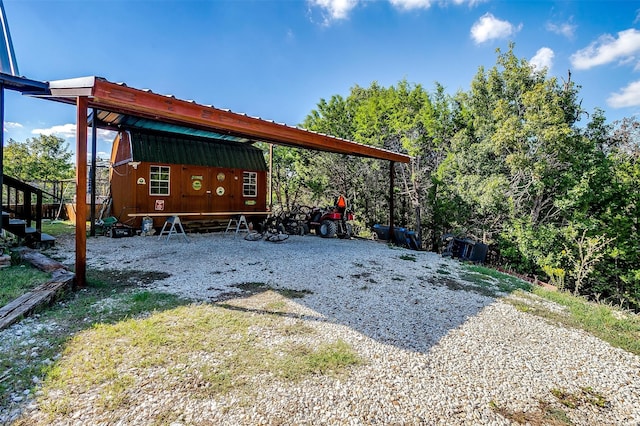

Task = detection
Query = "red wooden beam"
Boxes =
[75,96,88,288]
[84,79,410,164]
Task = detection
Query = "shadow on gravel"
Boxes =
[210,249,517,355]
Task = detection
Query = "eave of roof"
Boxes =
[0,72,48,93]
[40,76,411,164]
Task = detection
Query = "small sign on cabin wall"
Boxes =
[137,178,146,185]
[154,200,165,211]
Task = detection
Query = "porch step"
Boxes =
[2,216,55,247]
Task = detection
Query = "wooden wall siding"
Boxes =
[111,162,267,228]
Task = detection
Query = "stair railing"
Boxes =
[2,174,43,234]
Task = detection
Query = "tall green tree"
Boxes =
[4,135,73,182]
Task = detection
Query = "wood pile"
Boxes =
[0,254,10,269]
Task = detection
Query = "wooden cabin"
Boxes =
[109,130,268,230]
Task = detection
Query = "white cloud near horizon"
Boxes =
[3,121,23,133]
[31,124,117,145]
[470,13,520,44]
[608,80,640,108]
[32,123,77,139]
[546,20,576,39]
[530,47,554,71]
[570,28,640,70]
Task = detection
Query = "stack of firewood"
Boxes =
[0,253,10,268]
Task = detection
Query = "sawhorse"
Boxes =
[158,216,189,242]
[225,215,249,237]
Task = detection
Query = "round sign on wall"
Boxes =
[192,180,202,190]
[216,186,225,196]
[217,172,225,182]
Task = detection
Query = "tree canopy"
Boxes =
[4,135,74,183]
[272,45,639,311]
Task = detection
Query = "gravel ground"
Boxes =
[3,231,640,425]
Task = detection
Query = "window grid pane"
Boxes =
[150,166,170,196]
[243,172,257,197]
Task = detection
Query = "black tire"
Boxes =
[244,232,263,241]
[319,220,337,238]
[301,223,310,235]
[338,222,353,239]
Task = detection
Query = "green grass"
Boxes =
[0,268,189,409]
[461,265,532,295]
[399,254,416,262]
[456,264,640,356]
[490,399,574,425]
[40,220,76,237]
[0,263,51,306]
[509,286,640,356]
[276,288,314,299]
[491,386,609,425]
[3,272,361,423]
[36,300,360,419]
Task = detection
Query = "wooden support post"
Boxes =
[389,161,395,244]
[75,96,88,288]
[268,143,273,209]
[90,108,97,237]
[0,83,4,236]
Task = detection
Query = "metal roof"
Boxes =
[39,76,411,163]
[130,131,267,171]
[94,110,253,143]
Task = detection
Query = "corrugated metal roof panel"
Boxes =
[130,132,267,171]
[96,112,253,143]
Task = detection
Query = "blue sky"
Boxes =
[2,0,640,159]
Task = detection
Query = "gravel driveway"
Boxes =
[7,232,640,425]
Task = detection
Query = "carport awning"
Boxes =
[29,75,410,288]
[38,76,411,164]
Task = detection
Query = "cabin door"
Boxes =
[182,166,212,212]
[211,169,237,212]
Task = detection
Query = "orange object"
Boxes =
[336,195,346,209]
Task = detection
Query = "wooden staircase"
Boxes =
[2,175,56,248]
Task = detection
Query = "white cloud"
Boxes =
[470,13,520,44]
[307,0,359,24]
[546,20,576,39]
[607,80,640,108]
[570,28,640,70]
[5,122,23,129]
[530,47,554,71]
[308,0,483,24]
[32,123,77,139]
[31,124,116,145]
[450,0,486,6]
[389,0,433,11]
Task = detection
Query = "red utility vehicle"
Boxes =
[309,195,354,239]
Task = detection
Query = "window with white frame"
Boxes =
[150,165,170,195]
[243,171,257,197]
